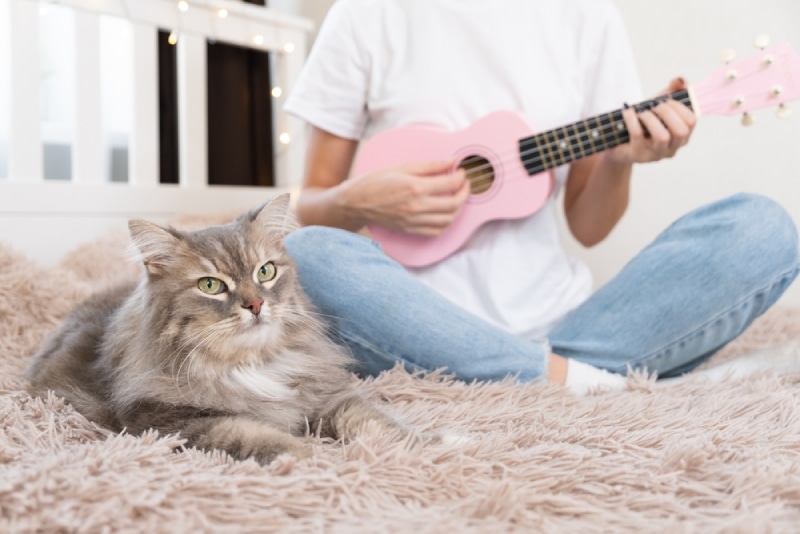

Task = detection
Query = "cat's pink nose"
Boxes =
[242,298,264,316]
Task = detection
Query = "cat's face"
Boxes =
[128,194,310,363]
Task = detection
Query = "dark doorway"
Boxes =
[206,39,275,187]
[157,0,274,187]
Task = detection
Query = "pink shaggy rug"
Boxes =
[2,225,800,533]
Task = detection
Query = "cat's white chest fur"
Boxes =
[229,363,299,402]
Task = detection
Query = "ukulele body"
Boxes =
[356,111,555,268]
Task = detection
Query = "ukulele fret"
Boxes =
[569,122,585,161]
[558,126,573,165]
[585,116,601,154]
[544,129,560,169]
[606,111,624,149]
[524,136,545,174]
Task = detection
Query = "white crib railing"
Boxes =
[0,0,312,265]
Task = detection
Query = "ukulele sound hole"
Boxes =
[458,155,494,195]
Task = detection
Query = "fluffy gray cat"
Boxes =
[26,194,407,464]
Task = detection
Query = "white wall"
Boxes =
[271,0,800,306]
[574,0,800,306]
[268,0,334,42]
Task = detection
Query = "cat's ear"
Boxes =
[128,220,183,275]
[252,193,299,237]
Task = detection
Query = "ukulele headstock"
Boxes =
[692,37,800,126]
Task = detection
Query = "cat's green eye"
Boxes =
[198,277,227,295]
[257,262,277,282]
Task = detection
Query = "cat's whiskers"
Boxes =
[172,324,231,397]
[173,313,273,388]
[279,307,332,338]
[284,305,361,330]
[183,330,228,398]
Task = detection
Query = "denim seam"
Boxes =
[335,327,411,368]
[628,263,800,369]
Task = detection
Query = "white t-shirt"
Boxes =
[285,0,643,340]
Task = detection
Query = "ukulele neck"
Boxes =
[518,89,693,175]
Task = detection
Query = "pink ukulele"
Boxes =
[355,40,800,268]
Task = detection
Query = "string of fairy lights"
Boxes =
[33,0,300,146]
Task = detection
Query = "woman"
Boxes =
[282,0,800,394]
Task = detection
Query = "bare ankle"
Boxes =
[547,353,568,385]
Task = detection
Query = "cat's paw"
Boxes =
[422,431,473,447]
[248,441,312,466]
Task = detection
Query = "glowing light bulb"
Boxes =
[178,1,189,12]
[253,35,264,46]
[217,8,228,18]
[283,43,295,53]
[168,31,178,46]
[271,86,283,98]
[279,132,291,145]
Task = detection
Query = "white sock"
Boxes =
[564,359,628,396]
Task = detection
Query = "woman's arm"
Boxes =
[564,78,697,246]
[294,127,362,231]
[295,126,470,236]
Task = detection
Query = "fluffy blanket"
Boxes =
[2,225,800,533]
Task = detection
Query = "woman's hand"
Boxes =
[340,160,470,236]
[296,127,469,235]
[564,77,696,246]
[609,77,696,165]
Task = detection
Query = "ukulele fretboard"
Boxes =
[518,89,692,175]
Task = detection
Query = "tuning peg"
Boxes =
[741,113,755,127]
[720,48,736,63]
[754,35,770,49]
[776,104,793,119]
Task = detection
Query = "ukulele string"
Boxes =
[458,94,690,185]
[456,78,765,187]
[459,116,642,187]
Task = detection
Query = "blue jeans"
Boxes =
[284,194,800,382]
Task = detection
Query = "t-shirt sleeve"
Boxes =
[283,0,370,141]
[580,4,643,118]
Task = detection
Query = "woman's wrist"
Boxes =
[581,153,634,200]
[333,179,368,230]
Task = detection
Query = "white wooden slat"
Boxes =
[8,0,42,183]
[72,11,104,184]
[130,22,159,187]
[177,33,208,189]
[279,28,307,190]
[0,0,10,180]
